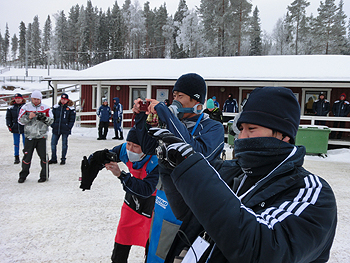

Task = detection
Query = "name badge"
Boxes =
[182,236,210,263]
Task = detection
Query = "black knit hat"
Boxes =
[61,93,69,99]
[237,87,300,143]
[126,127,139,145]
[14,93,23,98]
[173,73,206,104]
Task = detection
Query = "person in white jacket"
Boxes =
[17,90,53,183]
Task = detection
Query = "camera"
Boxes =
[104,151,118,163]
[139,100,150,112]
[155,141,175,167]
[36,112,46,121]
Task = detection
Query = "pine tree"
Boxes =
[11,34,18,61]
[43,15,52,55]
[249,6,262,56]
[4,24,10,64]
[0,33,3,64]
[286,0,310,55]
[332,0,347,54]
[31,16,42,67]
[26,23,32,67]
[54,10,68,68]
[122,0,132,58]
[18,21,26,67]
[154,4,168,58]
[176,9,203,57]
[313,0,338,54]
[143,2,156,58]
[67,5,80,68]
[172,0,189,58]
[129,0,146,58]
[110,1,125,59]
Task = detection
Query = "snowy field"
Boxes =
[1,69,350,262]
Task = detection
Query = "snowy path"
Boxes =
[0,111,349,262]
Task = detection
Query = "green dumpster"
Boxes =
[227,120,235,146]
[295,125,331,154]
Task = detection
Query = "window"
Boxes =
[302,89,331,116]
[92,86,110,109]
[131,86,147,106]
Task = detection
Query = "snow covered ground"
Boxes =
[1,69,350,262]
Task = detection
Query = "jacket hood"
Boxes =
[113,97,120,104]
[10,98,26,105]
[59,99,74,106]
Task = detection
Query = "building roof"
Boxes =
[45,55,350,83]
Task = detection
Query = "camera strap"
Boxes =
[191,113,204,136]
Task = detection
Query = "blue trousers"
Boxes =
[13,133,25,156]
[51,133,69,161]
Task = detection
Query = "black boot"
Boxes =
[118,131,124,140]
[112,131,119,140]
[14,156,20,164]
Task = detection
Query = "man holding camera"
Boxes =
[80,127,158,263]
[132,73,225,262]
[17,90,53,183]
[149,87,337,262]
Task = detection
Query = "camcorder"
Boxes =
[139,100,150,112]
[36,112,46,121]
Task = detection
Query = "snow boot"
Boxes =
[14,156,20,164]
[112,131,119,140]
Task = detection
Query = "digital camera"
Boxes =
[139,100,150,112]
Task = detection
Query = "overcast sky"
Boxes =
[1,0,349,38]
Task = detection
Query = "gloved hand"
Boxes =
[117,118,121,123]
[7,126,12,132]
[80,156,100,191]
[36,112,46,121]
[90,149,117,164]
[148,128,183,145]
[90,149,109,164]
[166,142,195,167]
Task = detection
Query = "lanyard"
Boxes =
[191,113,204,136]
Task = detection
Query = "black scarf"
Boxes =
[234,137,296,196]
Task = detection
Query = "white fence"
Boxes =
[75,111,350,146]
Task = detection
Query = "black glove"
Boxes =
[36,112,46,121]
[148,128,183,145]
[90,149,118,165]
[166,142,195,167]
[117,118,121,123]
[80,156,100,191]
[148,128,188,168]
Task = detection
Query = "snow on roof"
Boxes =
[45,55,350,82]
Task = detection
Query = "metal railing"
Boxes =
[0,76,43,83]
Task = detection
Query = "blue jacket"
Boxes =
[97,104,111,122]
[223,98,238,113]
[313,99,330,116]
[110,143,159,199]
[167,146,337,262]
[6,100,25,134]
[112,97,123,121]
[51,100,76,135]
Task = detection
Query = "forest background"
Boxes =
[0,0,350,70]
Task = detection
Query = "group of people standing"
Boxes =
[97,97,123,140]
[80,73,337,263]
[312,92,350,139]
[6,90,124,183]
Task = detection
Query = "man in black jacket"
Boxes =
[150,87,337,262]
[313,92,330,125]
[49,93,76,165]
[6,93,26,164]
[330,93,350,139]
